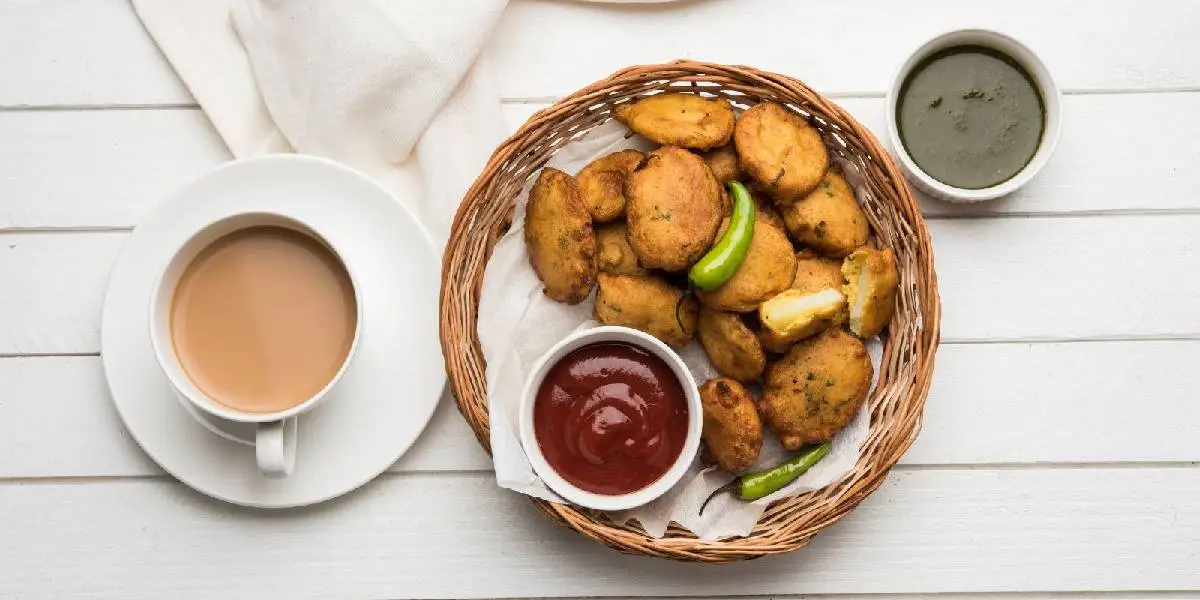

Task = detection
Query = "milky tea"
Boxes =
[169,226,357,414]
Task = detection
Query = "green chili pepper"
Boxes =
[699,442,832,515]
[688,181,756,291]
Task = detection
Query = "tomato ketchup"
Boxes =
[533,342,689,496]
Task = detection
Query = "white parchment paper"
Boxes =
[477,120,882,540]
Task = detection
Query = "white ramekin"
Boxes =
[518,326,702,512]
[885,29,1063,203]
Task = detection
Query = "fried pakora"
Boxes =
[756,249,849,349]
[842,246,899,338]
[577,149,644,223]
[625,146,723,271]
[779,171,869,257]
[523,167,596,304]
[758,287,846,347]
[720,186,733,216]
[595,221,648,276]
[615,93,735,150]
[735,102,829,204]
[594,273,698,347]
[699,377,763,472]
[756,194,785,232]
[758,327,793,355]
[792,249,847,295]
[700,143,741,185]
[698,307,766,382]
[696,215,796,312]
[719,188,783,233]
[762,328,873,449]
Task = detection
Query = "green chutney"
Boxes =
[897,45,1045,189]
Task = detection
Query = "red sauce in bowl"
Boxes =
[533,341,689,496]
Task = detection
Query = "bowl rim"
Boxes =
[884,28,1063,203]
[517,325,703,512]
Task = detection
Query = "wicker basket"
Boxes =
[440,60,941,563]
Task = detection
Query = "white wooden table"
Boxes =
[3,1,1199,598]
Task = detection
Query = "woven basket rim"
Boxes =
[439,59,942,563]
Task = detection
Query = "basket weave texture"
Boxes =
[440,60,941,563]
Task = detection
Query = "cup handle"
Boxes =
[256,417,298,478]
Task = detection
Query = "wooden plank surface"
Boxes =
[490,0,1200,98]
[0,109,228,229]
[0,357,491,478]
[0,0,190,107]
[5,92,1199,229]
[2,214,1195,354]
[2,467,1198,598]
[2,339,1197,479]
[3,0,1198,107]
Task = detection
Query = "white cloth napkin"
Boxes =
[131,0,509,246]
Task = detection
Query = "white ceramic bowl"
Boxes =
[518,326,702,512]
[885,29,1063,203]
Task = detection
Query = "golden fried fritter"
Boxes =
[595,221,648,276]
[696,215,797,312]
[594,273,698,347]
[842,247,899,338]
[762,328,873,449]
[719,188,784,234]
[698,307,766,382]
[756,195,786,232]
[625,146,723,271]
[779,171,869,257]
[699,377,763,472]
[577,149,644,223]
[758,288,846,347]
[700,143,741,185]
[719,186,733,216]
[792,249,846,295]
[523,168,596,304]
[754,249,851,350]
[734,102,829,204]
[758,327,793,355]
[615,93,735,150]
[758,251,846,354]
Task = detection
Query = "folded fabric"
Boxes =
[131,0,507,246]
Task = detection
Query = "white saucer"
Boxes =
[100,154,444,508]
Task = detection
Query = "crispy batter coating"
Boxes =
[758,287,846,347]
[696,215,797,312]
[843,247,899,338]
[792,249,847,294]
[595,221,649,276]
[735,102,829,204]
[700,143,741,185]
[779,171,869,257]
[762,328,873,449]
[755,195,786,232]
[523,168,596,304]
[719,188,784,234]
[577,150,644,223]
[757,251,846,353]
[699,377,763,473]
[594,273,698,347]
[625,146,723,271]
[615,93,735,150]
[698,307,766,382]
[758,327,793,355]
[719,186,733,216]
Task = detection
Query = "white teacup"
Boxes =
[148,211,363,478]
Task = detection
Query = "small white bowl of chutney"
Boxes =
[886,29,1062,203]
